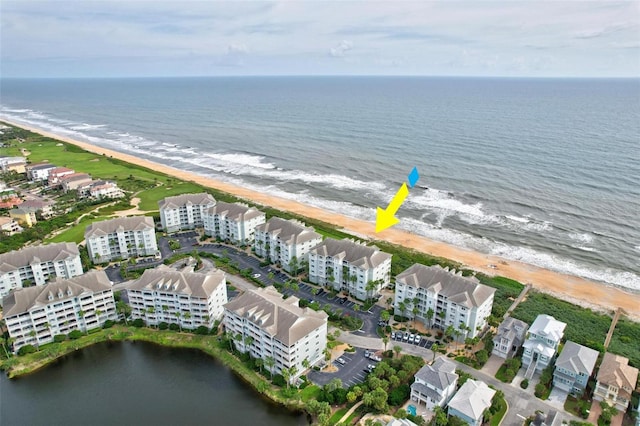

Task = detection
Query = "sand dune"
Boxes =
[4,119,639,320]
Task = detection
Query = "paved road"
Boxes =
[308,348,372,388]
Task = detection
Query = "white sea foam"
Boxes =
[69,124,106,130]
[568,232,594,244]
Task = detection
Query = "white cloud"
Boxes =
[329,40,353,57]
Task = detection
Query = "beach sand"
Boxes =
[4,119,640,320]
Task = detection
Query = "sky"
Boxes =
[1,1,639,78]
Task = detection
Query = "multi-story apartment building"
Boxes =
[223,286,328,381]
[2,271,117,352]
[0,243,83,300]
[203,201,266,245]
[26,163,57,182]
[158,193,216,233]
[493,316,529,359]
[522,314,567,378]
[394,264,495,339]
[127,267,227,329]
[254,218,322,274]
[85,216,158,263]
[308,238,392,301]
[410,358,459,409]
[553,341,599,396]
[594,353,639,411]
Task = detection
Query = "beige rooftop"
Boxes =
[0,242,80,273]
[85,216,155,238]
[206,201,264,222]
[256,217,321,245]
[597,353,639,398]
[310,238,391,269]
[2,270,112,317]
[396,264,496,308]
[224,286,327,346]
[126,266,226,299]
[158,193,216,209]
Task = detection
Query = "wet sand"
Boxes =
[4,119,640,320]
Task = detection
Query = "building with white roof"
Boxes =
[158,193,216,233]
[522,314,567,378]
[0,243,83,300]
[2,271,117,352]
[447,379,496,426]
[223,286,328,381]
[309,238,391,301]
[394,264,495,339]
[26,163,57,182]
[254,218,322,274]
[203,201,266,245]
[85,216,158,263]
[127,267,227,329]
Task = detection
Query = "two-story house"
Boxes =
[552,341,599,396]
[410,358,458,409]
[522,314,567,379]
[594,352,639,412]
[493,316,529,359]
[447,379,496,426]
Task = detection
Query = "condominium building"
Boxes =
[254,218,322,274]
[308,238,392,301]
[394,264,495,339]
[0,243,83,300]
[85,216,159,263]
[522,314,567,379]
[127,267,227,329]
[2,271,117,352]
[158,193,216,233]
[203,201,266,245]
[594,353,639,411]
[223,286,328,380]
[26,163,57,182]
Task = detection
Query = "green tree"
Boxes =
[393,345,402,358]
[264,356,276,376]
[382,336,389,351]
[426,308,435,328]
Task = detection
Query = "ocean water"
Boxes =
[1,77,639,291]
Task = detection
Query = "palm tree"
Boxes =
[386,297,393,310]
[243,335,254,353]
[174,312,182,331]
[302,357,311,371]
[145,307,155,327]
[365,280,377,302]
[184,312,192,329]
[426,308,435,329]
[282,367,292,389]
[264,356,276,376]
[393,345,402,359]
[28,330,39,350]
[382,336,389,351]
[412,306,419,328]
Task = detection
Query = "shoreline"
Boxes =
[3,118,640,320]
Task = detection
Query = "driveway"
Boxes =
[482,354,504,377]
[546,387,569,410]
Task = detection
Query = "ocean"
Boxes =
[1,77,639,292]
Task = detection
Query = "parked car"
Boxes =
[414,335,422,345]
[409,334,416,344]
[391,331,396,339]
[366,364,376,372]
[252,273,261,278]
[403,332,409,341]
[337,357,346,365]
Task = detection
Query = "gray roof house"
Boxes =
[447,379,496,426]
[493,316,529,359]
[552,341,599,395]
[410,358,458,409]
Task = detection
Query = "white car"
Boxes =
[337,357,346,365]
[252,273,261,278]
[408,334,415,344]
[414,335,422,345]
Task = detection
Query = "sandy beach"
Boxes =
[4,119,640,320]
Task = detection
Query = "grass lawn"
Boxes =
[46,214,112,243]
[329,407,349,425]
[137,181,207,211]
[490,395,508,426]
[299,385,321,402]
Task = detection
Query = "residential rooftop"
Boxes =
[310,238,391,269]
[597,352,639,397]
[529,314,567,342]
[396,264,496,308]
[448,379,496,421]
[206,201,264,222]
[0,242,79,273]
[126,266,226,300]
[158,193,216,209]
[85,216,155,238]
[256,217,322,245]
[555,341,599,376]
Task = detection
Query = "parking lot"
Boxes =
[307,348,376,387]
[390,330,434,349]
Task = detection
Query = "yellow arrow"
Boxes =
[376,182,409,232]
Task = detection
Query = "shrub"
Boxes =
[534,383,546,398]
[53,334,67,343]
[169,323,180,331]
[475,349,489,366]
[102,320,115,329]
[158,322,169,330]
[132,318,145,328]
[68,330,84,340]
[272,374,286,387]
[194,326,209,335]
[388,384,411,406]
[17,344,36,356]
[520,379,529,389]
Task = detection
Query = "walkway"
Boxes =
[604,307,622,349]
[337,401,363,424]
[504,283,532,319]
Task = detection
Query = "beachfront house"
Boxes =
[552,341,599,396]
[26,163,57,182]
[127,267,227,329]
[0,217,23,235]
[223,286,328,381]
[308,238,392,301]
[594,352,639,412]
[447,379,496,426]
[394,264,495,339]
[410,358,459,409]
[254,217,322,274]
[493,316,529,359]
[158,193,216,233]
[202,201,266,245]
[0,156,27,174]
[47,167,75,186]
[2,271,117,352]
[522,314,567,379]
[0,243,83,300]
[79,180,124,200]
[60,173,93,192]
[85,216,159,263]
